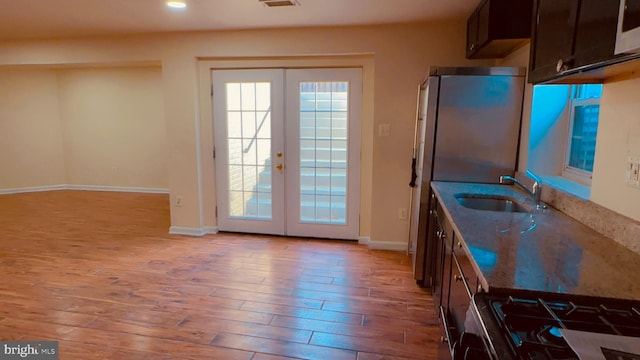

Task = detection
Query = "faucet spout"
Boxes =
[499,171,544,208]
[499,175,534,197]
[526,170,543,205]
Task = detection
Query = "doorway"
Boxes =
[212,68,362,239]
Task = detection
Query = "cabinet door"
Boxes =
[573,0,620,68]
[476,0,491,47]
[466,0,490,58]
[529,0,579,83]
[431,202,448,310]
[438,224,454,352]
[466,8,480,57]
[448,240,482,345]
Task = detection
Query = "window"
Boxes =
[563,84,602,183]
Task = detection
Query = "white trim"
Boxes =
[366,240,407,251]
[203,226,219,234]
[562,85,601,185]
[65,185,169,194]
[562,166,593,186]
[539,175,591,200]
[358,236,370,245]
[0,185,67,195]
[169,226,207,236]
[0,184,170,195]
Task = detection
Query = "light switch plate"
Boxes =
[378,124,391,137]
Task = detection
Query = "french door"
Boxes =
[212,68,361,240]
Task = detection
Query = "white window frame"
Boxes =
[562,86,601,185]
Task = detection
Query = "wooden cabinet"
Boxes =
[430,194,484,357]
[448,241,480,339]
[466,0,533,59]
[528,0,623,83]
[429,193,447,308]
[573,1,621,68]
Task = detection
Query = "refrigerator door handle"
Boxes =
[409,155,418,187]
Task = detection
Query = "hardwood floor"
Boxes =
[0,190,440,359]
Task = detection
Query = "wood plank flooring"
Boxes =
[0,190,441,359]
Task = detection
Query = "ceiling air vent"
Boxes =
[259,0,299,7]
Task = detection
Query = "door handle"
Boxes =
[275,163,284,171]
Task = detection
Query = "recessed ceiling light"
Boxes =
[166,0,187,9]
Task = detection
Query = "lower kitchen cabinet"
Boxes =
[430,193,486,359]
[429,181,640,359]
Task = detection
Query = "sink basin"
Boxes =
[455,194,529,213]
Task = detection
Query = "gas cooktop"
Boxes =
[476,294,640,360]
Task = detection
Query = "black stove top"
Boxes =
[476,294,640,360]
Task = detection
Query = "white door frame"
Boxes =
[212,67,362,239]
[197,57,373,241]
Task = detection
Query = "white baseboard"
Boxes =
[203,226,219,234]
[169,226,207,236]
[168,226,218,237]
[358,236,371,245]
[65,185,169,194]
[0,184,169,195]
[0,185,68,195]
[366,240,408,251]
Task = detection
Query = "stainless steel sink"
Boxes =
[455,194,529,213]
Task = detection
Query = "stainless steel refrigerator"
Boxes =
[408,67,525,287]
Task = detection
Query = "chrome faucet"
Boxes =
[499,170,544,208]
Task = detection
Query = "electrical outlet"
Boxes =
[176,196,183,207]
[398,208,407,220]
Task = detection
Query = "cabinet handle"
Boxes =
[440,336,448,344]
[556,58,564,72]
[455,274,465,282]
[556,58,575,73]
[439,306,454,352]
[457,242,462,249]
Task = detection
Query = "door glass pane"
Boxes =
[299,81,349,224]
[226,82,272,220]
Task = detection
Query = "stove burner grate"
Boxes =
[488,296,640,360]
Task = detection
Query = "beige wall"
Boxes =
[57,67,167,189]
[0,69,66,189]
[0,67,167,192]
[591,75,640,220]
[0,21,489,242]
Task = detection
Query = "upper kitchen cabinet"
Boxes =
[528,0,626,84]
[466,0,533,59]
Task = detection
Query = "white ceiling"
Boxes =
[0,0,479,40]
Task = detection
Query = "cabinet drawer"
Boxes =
[453,251,473,299]
[452,242,482,297]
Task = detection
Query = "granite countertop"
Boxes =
[431,181,640,301]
